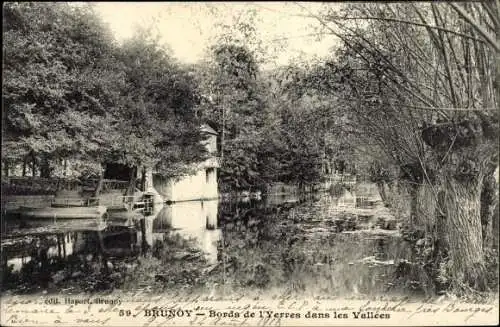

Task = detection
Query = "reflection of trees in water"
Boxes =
[1,231,120,293]
[213,198,412,295]
[216,203,292,289]
[2,196,413,295]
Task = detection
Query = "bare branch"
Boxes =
[448,2,499,52]
[323,14,488,44]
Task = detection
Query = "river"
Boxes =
[1,183,417,297]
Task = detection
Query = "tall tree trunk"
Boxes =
[408,183,419,227]
[40,154,50,178]
[93,165,105,198]
[140,167,146,192]
[435,190,448,250]
[127,166,138,196]
[22,156,27,177]
[430,189,449,292]
[31,152,37,177]
[444,175,487,292]
[492,202,499,251]
[480,168,498,249]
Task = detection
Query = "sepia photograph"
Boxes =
[1,1,499,326]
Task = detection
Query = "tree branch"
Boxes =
[323,14,488,44]
[448,2,499,52]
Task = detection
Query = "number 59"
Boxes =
[119,310,132,317]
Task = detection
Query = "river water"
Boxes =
[1,184,417,297]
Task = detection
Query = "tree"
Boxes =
[3,2,124,183]
[269,59,355,189]
[303,2,499,293]
[196,40,274,192]
[3,3,208,198]
[113,26,207,193]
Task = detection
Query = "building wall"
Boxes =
[154,166,218,202]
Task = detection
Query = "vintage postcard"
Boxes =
[1,2,499,326]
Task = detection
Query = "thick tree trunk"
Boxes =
[93,166,105,198]
[416,183,438,229]
[140,167,146,192]
[435,190,448,250]
[40,154,50,178]
[480,169,498,249]
[492,203,499,251]
[444,176,487,292]
[428,189,449,292]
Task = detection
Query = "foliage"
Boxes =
[3,2,123,176]
[112,27,207,177]
[2,2,206,182]
[197,41,271,191]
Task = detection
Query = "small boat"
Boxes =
[19,205,107,219]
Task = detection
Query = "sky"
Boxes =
[93,2,341,69]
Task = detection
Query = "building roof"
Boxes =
[200,124,218,135]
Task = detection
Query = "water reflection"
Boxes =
[1,185,412,296]
[4,232,89,273]
[151,200,221,264]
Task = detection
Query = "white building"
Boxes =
[153,124,219,202]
